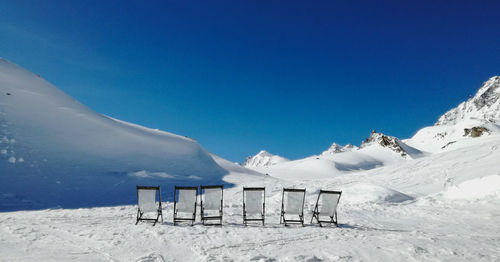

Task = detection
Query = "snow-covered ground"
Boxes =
[1,59,500,261]
[1,138,500,261]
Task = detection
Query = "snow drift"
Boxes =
[0,58,231,211]
[442,175,500,200]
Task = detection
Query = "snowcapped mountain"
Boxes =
[406,76,500,153]
[436,76,500,126]
[243,150,289,168]
[245,132,423,180]
[320,143,357,155]
[0,58,245,210]
[244,76,500,180]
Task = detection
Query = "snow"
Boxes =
[1,143,500,261]
[1,60,500,260]
[341,183,413,204]
[442,175,500,200]
[435,76,500,126]
[247,142,418,180]
[0,58,229,211]
[406,76,500,153]
[321,143,358,155]
[243,150,289,167]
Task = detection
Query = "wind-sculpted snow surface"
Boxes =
[0,58,229,211]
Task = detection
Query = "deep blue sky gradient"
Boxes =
[1,1,499,162]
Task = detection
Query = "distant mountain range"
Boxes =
[244,76,500,179]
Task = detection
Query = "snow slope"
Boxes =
[0,58,238,211]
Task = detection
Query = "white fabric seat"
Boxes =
[245,191,263,214]
[177,189,197,213]
[285,191,305,215]
[204,188,222,211]
[138,189,158,213]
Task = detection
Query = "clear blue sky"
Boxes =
[1,1,499,162]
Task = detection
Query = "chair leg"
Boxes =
[153,213,160,226]
[136,210,142,225]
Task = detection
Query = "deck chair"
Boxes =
[136,186,163,226]
[243,187,265,226]
[310,190,342,227]
[173,186,198,226]
[200,185,223,225]
[280,188,306,226]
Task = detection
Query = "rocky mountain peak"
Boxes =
[361,131,408,157]
[435,76,500,126]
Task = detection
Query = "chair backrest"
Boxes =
[244,187,265,214]
[318,190,341,217]
[283,189,305,215]
[202,185,223,211]
[137,186,160,213]
[175,187,197,213]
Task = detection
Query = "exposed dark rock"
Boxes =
[441,141,457,149]
[434,132,447,139]
[361,131,408,157]
[463,127,489,137]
